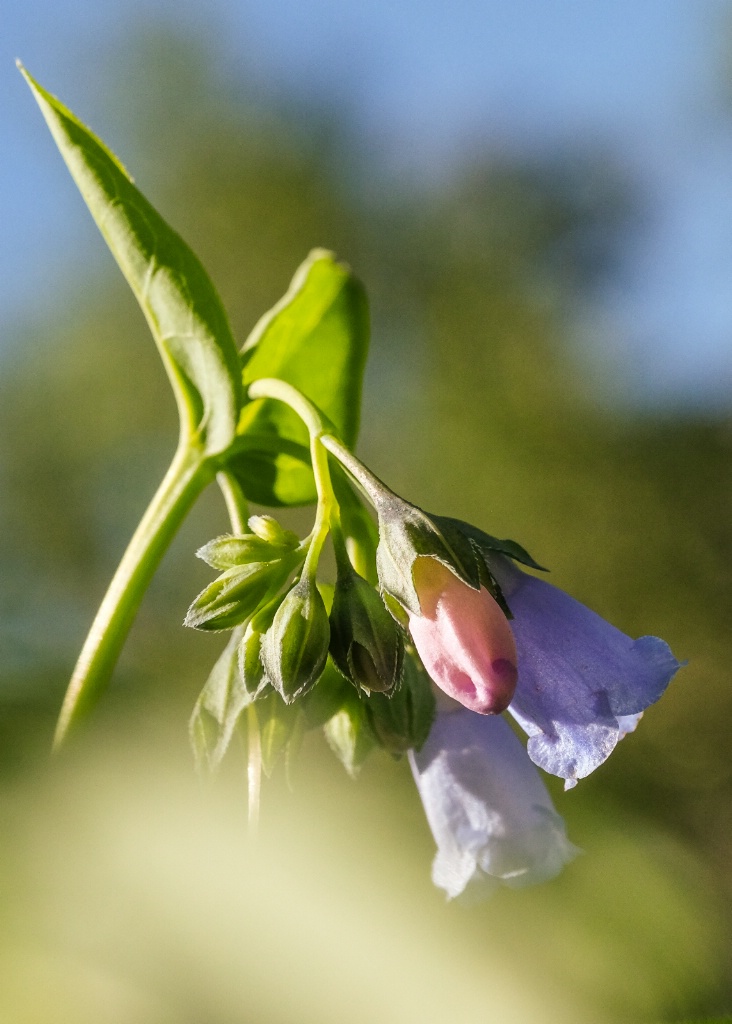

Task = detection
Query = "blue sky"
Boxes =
[3,0,732,408]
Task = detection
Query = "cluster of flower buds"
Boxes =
[187,422,682,899]
[185,500,437,779]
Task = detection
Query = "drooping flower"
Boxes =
[406,556,519,715]
[409,706,579,899]
[487,553,682,788]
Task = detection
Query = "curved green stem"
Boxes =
[320,433,396,508]
[247,378,338,580]
[54,444,213,749]
[247,377,330,438]
[302,431,338,580]
[216,470,249,534]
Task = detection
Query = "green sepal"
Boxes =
[185,554,300,631]
[323,691,376,778]
[237,598,283,703]
[196,531,299,570]
[257,691,304,777]
[329,564,404,694]
[363,648,436,756]
[260,576,331,703]
[374,494,482,617]
[301,659,353,730]
[372,490,542,617]
[229,250,370,506]
[20,66,241,456]
[432,515,547,572]
[189,625,252,773]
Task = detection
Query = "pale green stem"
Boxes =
[216,471,249,534]
[247,377,329,437]
[247,378,338,581]
[319,433,396,508]
[302,431,337,581]
[54,444,212,749]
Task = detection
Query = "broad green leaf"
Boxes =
[20,66,241,456]
[230,249,369,506]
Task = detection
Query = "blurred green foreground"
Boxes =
[0,29,730,1023]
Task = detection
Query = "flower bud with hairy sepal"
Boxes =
[329,568,404,695]
[185,551,301,631]
[261,577,331,704]
[355,474,541,620]
[197,532,298,571]
[238,595,284,701]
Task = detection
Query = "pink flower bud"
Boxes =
[407,557,518,714]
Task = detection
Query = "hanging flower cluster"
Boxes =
[185,414,681,899]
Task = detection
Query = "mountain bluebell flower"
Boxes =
[410,706,579,899]
[487,553,682,789]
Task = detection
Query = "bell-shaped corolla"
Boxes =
[488,553,682,789]
[407,556,518,715]
[409,707,579,899]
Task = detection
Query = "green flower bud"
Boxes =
[323,691,375,778]
[329,570,404,694]
[196,533,297,570]
[248,515,299,548]
[364,649,436,755]
[185,553,300,631]
[237,595,284,699]
[261,577,331,703]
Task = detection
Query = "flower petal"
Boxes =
[489,555,681,787]
[408,557,518,715]
[409,708,578,899]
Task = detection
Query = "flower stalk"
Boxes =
[55,443,213,749]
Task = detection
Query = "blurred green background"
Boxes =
[1,25,731,1024]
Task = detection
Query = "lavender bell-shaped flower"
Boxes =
[410,707,579,899]
[488,553,682,789]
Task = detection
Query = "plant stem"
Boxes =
[247,377,338,579]
[320,433,396,508]
[54,444,212,749]
[216,470,249,533]
[247,377,329,437]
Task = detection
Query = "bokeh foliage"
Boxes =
[0,26,730,1022]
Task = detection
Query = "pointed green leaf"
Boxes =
[229,249,369,506]
[20,65,241,456]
